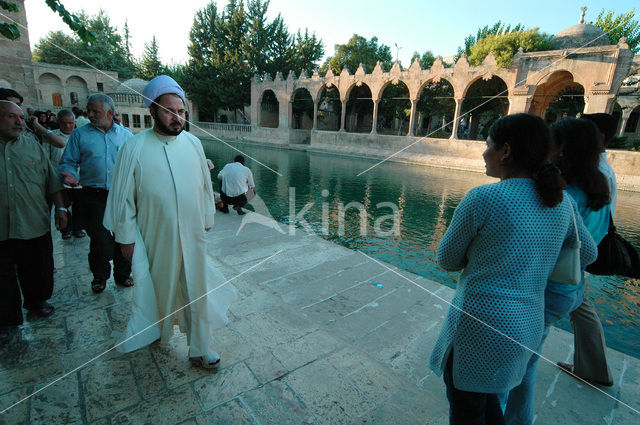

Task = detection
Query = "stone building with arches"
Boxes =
[250,22,638,145]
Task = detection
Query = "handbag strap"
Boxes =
[567,198,580,246]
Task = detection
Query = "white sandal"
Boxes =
[189,351,221,369]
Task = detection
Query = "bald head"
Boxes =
[0,100,26,142]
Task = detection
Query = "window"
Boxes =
[97,82,104,92]
[70,92,78,105]
[52,93,62,107]
[122,113,130,127]
[133,114,141,128]
[144,115,152,128]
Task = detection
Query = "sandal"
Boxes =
[91,278,107,293]
[115,277,134,288]
[189,351,221,369]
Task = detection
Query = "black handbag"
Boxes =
[586,213,640,278]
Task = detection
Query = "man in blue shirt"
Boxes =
[59,94,134,293]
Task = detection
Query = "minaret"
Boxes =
[0,0,37,106]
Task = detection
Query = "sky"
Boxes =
[22,0,639,69]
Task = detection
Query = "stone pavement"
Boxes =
[0,211,639,425]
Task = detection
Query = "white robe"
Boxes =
[104,129,237,356]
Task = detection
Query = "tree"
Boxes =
[32,10,137,78]
[592,9,640,53]
[182,0,323,121]
[468,29,553,68]
[457,21,524,57]
[411,50,435,69]
[322,34,392,74]
[1,0,94,41]
[137,35,163,80]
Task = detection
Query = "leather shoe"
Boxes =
[115,277,134,288]
[557,362,613,387]
[0,325,18,341]
[91,278,107,293]
[28,301,55,318]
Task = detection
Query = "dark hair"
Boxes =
[581,113,617,147]
[550,118,609,211]
[0,88,23,103]
[489,113,565,207]
[234,155,245,165]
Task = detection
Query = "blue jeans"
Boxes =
[501,283,586,425]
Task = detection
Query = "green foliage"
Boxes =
[322,34,392,74]
[1,0,95,41]
[33,10,136,78]
[182,0,324,121]
[457,21,524,57]
[137,35,164,80]
[0,1,20,40]
[468,29,553,68]
[592,9,640,53]
[411,51,435,69]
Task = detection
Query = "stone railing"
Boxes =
[109,93,145,105]
[193,122,252,133]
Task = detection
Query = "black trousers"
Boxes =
[443,351,506,425]
[59,188,83,234]
[220,190,247,212]
[0,233,54,326]
[77,188,130,282]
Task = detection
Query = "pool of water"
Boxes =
[203,139,640,359]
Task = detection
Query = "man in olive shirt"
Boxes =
[0,101,67,340]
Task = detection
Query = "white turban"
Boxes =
[142,75,185,107]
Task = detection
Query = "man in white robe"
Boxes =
[104,76,236,369]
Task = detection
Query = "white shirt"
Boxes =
[599,152,617,218]
[217,162,255,197]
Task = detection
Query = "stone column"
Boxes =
[450,98,463,140]
[583,94,616,114]
[312,101,318,130]
[339,99,347,132]
[618,109,632,136]
[370,100,379,134]
[407,99,417,136]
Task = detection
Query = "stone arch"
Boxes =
[377,80,410,135]
[460,75,509,140]
[260,89,279,128]
[66,75,89,106]
[291,87,313,129]
[414,78,456,138]
[345,83,373,133]
[530,71,585,122]
[38,72,64,108]
[316,84,341,131]
[623,105,640,135]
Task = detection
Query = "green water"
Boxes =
[203,139,640,359]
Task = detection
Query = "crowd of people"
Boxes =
[432,112,619,425]
[0,79,623,417]
[0,78,239,369]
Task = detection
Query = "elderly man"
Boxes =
[59,94,133,293]
[46,109,85,240]
[217,155,255,215]
[0,89,65,149]
[0,101,67,340]
[104,75,236,369]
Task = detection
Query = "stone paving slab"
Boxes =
[0,212,639,424]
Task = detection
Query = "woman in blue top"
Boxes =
[430,114,597,425]
[504,118,611,425]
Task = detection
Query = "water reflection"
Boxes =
[203,139,640,358]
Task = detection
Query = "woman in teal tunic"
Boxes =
[430,114,597,425]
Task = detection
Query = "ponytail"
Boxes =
[532,160,566,208]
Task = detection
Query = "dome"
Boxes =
[115,78,148,94]
[551,24,610,50]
